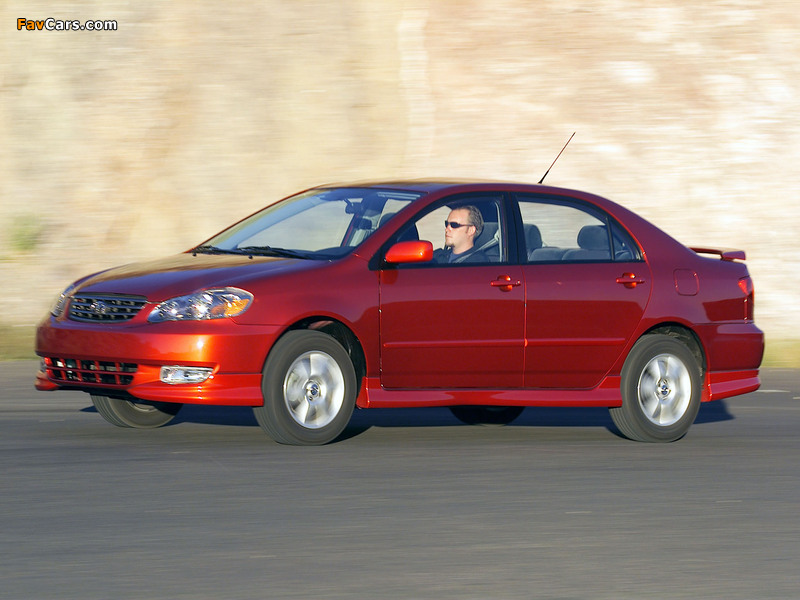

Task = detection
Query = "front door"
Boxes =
[380,265,525,389]
[378,194,525,389]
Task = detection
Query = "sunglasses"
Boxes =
[444,220,473,229]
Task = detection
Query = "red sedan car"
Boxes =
[35,181,764,444]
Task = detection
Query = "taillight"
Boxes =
[738,276,754,320]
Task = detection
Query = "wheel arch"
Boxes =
[276,317,367,388]
[641,322,706,377]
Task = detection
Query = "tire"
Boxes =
[449,405,524,426]
[610,334,702,442]
[254,330,357,445]
[91,394,182,428]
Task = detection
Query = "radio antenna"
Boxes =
[538,132,575,184]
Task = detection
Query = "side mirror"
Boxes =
[384,240,433,264]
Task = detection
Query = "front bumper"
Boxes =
[35,316,282,406]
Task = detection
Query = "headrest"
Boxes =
[524,224,542,250]
[577,225,608,250]
[473,222,498,247]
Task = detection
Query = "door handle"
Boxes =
[616,272,646,288]
[490,275,522,292]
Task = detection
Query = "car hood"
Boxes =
[74,253,316,301]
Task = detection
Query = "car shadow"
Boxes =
[81,399,734,439]
[81,404,259,427]
[339,400,734,441]
[695,399,736,424]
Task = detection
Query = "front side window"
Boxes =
[198,188,421,259]
[516,194,640,263]
[391,194,506,265]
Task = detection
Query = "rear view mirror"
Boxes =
[384,240,433,264]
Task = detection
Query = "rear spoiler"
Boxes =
[690,247,746,261]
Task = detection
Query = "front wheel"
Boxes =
[91,394,182,428]
[610,334,702,442]
[254,330,357,445]
[449,406,524,426]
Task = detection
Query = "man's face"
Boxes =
[444,208,476,254]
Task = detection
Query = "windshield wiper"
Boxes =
[191,245,245,256]
[237,246,313,260]
[193,244,325,260]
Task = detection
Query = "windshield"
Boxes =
[197,187,423,259]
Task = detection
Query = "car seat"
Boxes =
[472,222,500,261]
[562,225,611,261]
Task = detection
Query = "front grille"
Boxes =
[45,357,138,386]
[69,294,147,322]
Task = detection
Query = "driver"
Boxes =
[433,205,487,264]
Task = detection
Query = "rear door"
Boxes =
[515,193,652,389]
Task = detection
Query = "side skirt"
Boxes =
[357,376,623,409]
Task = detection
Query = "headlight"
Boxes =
[51,284,76,317]
[148,287,253,322]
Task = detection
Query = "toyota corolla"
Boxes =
[35,181,764,444]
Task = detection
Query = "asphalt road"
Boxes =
[1,361,799,600]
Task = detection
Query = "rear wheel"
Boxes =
[610,334,701,442]
[91,394,182,428]
[449,406,524,426]
[254,330,357,445]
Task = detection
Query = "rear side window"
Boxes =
[608,220,640,262]
[515,194,640,263]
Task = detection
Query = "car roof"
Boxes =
[310,179,674,233]
[312,179,567,194]
[310,179,623,210]
[318,179,684,260]
[312,179,491,193]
